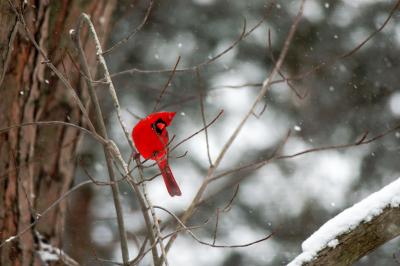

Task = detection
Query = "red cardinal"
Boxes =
[132,112,182,197]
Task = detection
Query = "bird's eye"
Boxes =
[156,122,165,130]
[152,119,166,135]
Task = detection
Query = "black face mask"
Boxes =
[152,118,167,135]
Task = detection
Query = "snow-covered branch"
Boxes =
[289,177,400,266]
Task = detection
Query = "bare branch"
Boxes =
[126,109,144,120]
[0,181,92,248]
[72,15,131,264]
[210,82,262,91]
[153,56,181,112]
[103,0,154,55]
[110,19,247,77]
[154,205,274,248]
[0,120,106,144]
[212,122,399,183]
[267,28,307,100]
[80,161,129,186]
[170,110,224,152]
[222,184,240,212]
[110,1,277,78]
[130,222,212,265]
[288,0,400,82]
[210,184,240,245]
[163,0,306,257]
[196,68,213,166]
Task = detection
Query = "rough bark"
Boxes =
[301,206,400,266]
[0,0,116,265]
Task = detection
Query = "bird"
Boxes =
[132,111,182,197]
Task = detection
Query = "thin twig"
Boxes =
[78,15,185,264]
[130,222,212,265]
[158,95,198,110]
[170,110,224,152]
[107,142,161,264]
[111,4,277,78]
[129,237,149,266]
[126,177,160,264]
[210,82,263,91]
[196,68,213,166]
[80,161,129,186]
[132,120,400,239]
[155,205,274,248]
[267,28,307,100]
[110,20,247,77]
[0,181,92,248]
[127,109,143,120]
[103,0,154,55]
[89,37,169,263]
[242,0,276,39]
[131,153,170,266]
[79,13,135,150]
[71,17,130,263]
[212,123,400,183]
[162,0,306,258]
[212,184,240,245]
[209,0,400,97]
[0,121,106,144]
[0,19,19,87]
[222,184,240,212]
[153,56,181,112]
[288,0,400,82]
[66,50,108,85]
[212,208,221,246]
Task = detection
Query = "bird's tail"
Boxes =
[157,159,182,197]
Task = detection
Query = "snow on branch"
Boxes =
[35,231,79,266]
[288,177,400,266]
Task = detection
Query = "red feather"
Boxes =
[132,112,182,197]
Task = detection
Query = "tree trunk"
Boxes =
[0,0,116,265]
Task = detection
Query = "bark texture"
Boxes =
[303,206,400,266]
[0,0,116,265]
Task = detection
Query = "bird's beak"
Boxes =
[157,123,166,130]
